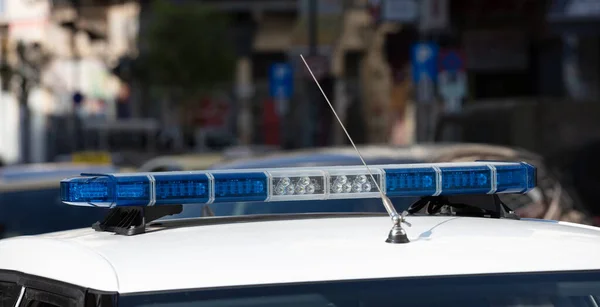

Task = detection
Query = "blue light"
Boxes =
[385,167,437,197]
[154,173,210,205]
[212,172,268,203]
[439,165,492,195]
[60,162,537,208]
[60,179,112,204]
[495,162,536,193]
[61,175,150,207]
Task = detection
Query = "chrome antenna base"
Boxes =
[386,223,410,244]
[385,212,410,244]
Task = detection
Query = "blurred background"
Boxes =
[3,0,600,237]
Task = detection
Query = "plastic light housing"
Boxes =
[211,172,268,203]
[153,172,210,205]
[268,169,327,201]
[60,162,536,208]
[326,168,383,199]
[439,164,493,195]
[384,166,438,197]
[61,174,151,207]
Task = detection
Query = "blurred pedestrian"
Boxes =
[116,83,131,119]
[389,66,413,145]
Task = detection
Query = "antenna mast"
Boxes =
[300,55,410,244]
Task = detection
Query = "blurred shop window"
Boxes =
[464,30,535,99]
[473,72,534,99]
[537,38,564,97]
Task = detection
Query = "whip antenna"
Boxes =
[300,54,410,244]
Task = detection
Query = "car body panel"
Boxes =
[1,216,599,293]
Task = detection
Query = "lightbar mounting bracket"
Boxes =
[92,205,183,236]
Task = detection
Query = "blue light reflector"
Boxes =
[439,165,492,195]
[495,162,536,193]
[61,175,150,207]
[212,172,268,203]
[384,167,437,197]
[154,173,210,205]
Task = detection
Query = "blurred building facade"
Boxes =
[0,0,137,164]
[0,0,54,164]
[2,0,600,163]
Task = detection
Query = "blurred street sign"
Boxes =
[438,72,467,113]
[411,42,439,103]
[269,63,294,100]
[439,49,465,73]
[438,49,467,113]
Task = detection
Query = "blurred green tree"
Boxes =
[133,0,236,102]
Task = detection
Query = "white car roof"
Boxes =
[1,215,600,294]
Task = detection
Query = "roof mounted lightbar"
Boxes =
[60,162,536,208]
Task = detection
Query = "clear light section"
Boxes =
[439,165,492,195]
[384,167,437,197]
[154,173,210,205]
[212,172,268,203]
[60,175,150,207]
[327,168,383,199]
[495,162,536,193]
[268,170,326,201]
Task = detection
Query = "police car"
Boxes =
[1,161,600,307]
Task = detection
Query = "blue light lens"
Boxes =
[495,162,536,193]
[61,175,150,207]
[60,178,112,204]
[154,173,210,205]
[439,165,492,195]
[212,172,268,203]
[384,167,437,197]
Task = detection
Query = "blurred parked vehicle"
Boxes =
[138,145,280,172]
[55,151,117,165]
[171,143,591,225]
[0,163,114,238]
[434,99,600,222]
[55,150,153,170]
